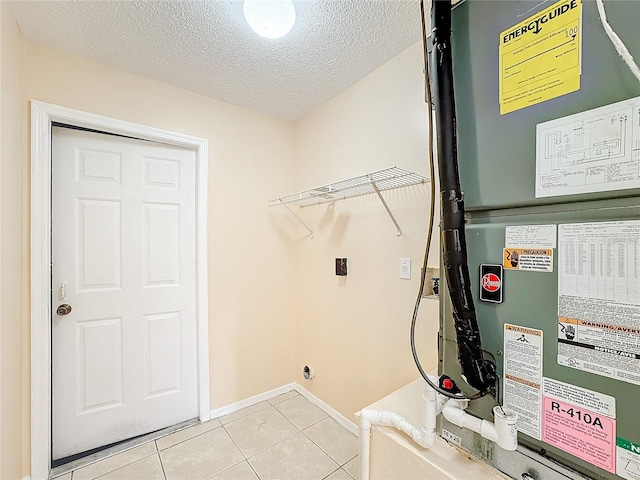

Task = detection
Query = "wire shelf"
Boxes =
[268,167,429,208]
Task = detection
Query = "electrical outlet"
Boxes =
[400,258,411,279]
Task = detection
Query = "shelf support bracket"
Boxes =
[281,203,314,239]
[370,178,401,236]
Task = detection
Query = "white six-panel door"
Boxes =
[51,126,198,460]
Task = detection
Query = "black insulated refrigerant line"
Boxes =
[430,0,496,392]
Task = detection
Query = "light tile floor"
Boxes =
[53,391,360,480]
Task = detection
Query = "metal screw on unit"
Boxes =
[521,473,536,480]
[56,304,72,316]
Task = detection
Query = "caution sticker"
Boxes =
[499,0,582,114]
[503,248,553,272]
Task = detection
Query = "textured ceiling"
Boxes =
[11,0,423,121]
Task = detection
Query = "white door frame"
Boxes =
[30,100,210,479]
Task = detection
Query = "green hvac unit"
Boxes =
[437,0,640,479]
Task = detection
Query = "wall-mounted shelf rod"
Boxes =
[282,202,314,239]
[268,166,429,237]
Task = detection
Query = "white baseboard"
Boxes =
[208,382,358,435]
[209,382,296,419]
[294,383,358,435]
[22,476,31,480]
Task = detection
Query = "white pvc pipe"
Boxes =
[359,377,443,480]
[359,407,438,480]
[359,417,373,480]
[359,382,519,479]
[441,399,518,451]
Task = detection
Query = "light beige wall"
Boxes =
[11,40,297,476]
[0,3,25,478]
[293,41,440,421]
[23,41,298,407]
[3,18,437,476]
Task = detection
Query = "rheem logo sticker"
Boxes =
[480,264,503,303]
[482,273,501,292]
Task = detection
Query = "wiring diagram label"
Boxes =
[557,221,640,385]
[499,0,582,115]
[617,438,640,480]
[536,95,640,198]
[542,378,616,472]
[504,324,543,440]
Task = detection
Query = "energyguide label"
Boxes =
[499,0,582,114]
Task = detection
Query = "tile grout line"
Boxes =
[342,454,359,480]
[265,391,300,407]
[197,419,264,480]
[55,418,200,478]
[321,466,342,480]
[224,412,302,462]
[230,399,337,463]
[156,422,223,453]
[271,404,305,432]
[299,427,358,471]
[69,391,354,480]
[271,397,329,432]
[342,453,358,467]
[200,455,247,480]
[73,451,159,480]
[216,401,273,427]
[298,416,358,466]
[156,441,168,480]
[217,422,261,479]
[244,458,262,480]
[88,453,159,480]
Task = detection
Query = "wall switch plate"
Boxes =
[400,258,411,279]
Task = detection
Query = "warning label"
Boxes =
[504,324,543,440]
[499,0,582,114]
[503,248,553,272]
[557,221,640,385]
[542,378,616,473]
[617,438,640,480]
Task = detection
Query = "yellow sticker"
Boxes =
[503,248,553,272]
[499,0,582,115]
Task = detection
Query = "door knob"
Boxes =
[56,304,72,316]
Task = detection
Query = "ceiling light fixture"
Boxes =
[243,0,296,39]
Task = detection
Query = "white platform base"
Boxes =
[361,378,509,480]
